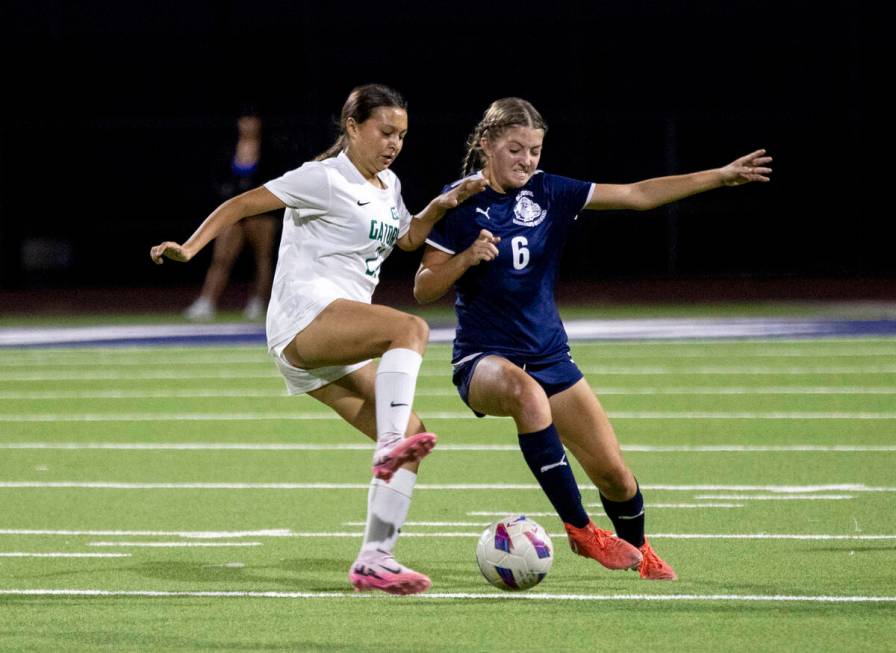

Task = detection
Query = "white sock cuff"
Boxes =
[383,467,416,498]
[377,348,422,375]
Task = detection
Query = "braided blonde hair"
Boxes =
[461,98,547,176]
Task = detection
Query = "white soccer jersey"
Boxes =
[263,152,412,352]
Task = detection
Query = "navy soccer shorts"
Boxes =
[451,351,584,418]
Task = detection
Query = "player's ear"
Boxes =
[479,135,493,158]
[346,117,359,138]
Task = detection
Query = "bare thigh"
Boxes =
[549,378,636,500]
[308,362,426,471]
[283,300,428,369]
[467,355,552,433]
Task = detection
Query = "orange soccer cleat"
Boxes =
[564,520,643,570]
[637,538,678,580]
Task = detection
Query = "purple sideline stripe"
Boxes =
[3,318,896,348]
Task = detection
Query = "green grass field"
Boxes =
[1,333,895,651]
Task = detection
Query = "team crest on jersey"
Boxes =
[512,191,547,227]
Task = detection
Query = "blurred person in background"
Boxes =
[183,107,279,321]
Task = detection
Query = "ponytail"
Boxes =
[461,123,489,177]
[314,135,347,162]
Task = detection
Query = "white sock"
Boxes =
[359,468,417,558]
[374,348,422,451]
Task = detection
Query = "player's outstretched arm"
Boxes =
[585,149,772,212]
[150,186,285,265]
[398,178,489,251]
[414,229,500,303]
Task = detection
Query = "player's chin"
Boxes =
[508,173,531,188]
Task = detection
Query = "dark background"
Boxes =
[1,0,892,304]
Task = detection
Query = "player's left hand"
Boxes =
[720,149,773,186]
[436,177,490,209]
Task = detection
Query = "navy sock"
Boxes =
[518,425,589,528]
[599,483,645,548]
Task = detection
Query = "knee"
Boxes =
[504,377,551,428]
[396,314,429,351]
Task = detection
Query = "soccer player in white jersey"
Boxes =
[151,84,486,595]
[415,97,772,581]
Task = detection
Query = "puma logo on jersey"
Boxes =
[539,454,568,473]
[475,207,491,220]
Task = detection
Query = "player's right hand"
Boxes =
[465,229,500,266]
[150,241,192,265]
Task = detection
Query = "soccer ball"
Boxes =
[475,515,553,591]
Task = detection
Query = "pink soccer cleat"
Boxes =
[372,432,437,481]
[348,554,432,595]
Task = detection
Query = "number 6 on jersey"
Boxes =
[511,236,529,270]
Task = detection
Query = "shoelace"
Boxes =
[639,545,660,571]
[589,525,614,551]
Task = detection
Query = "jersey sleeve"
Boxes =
[424,207,460,255]
[391,174,414,238]
[545,173,594,218]
[263,161,331,217]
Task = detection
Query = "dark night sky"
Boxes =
[1,0,891,289]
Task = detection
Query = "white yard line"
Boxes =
[4,365,896,382]
[1,482,893,492]
[692,494,854,500]
[466,512,567,518]
[88,541,261,548]
[574,349,896,359]
[4,410,896,422]
[3,348,895,366]
[0,358,275,368]
[621,445,896,452]
[0,588,893,603]
[593,387,896,395]
[4,386,896,400]
[0,389,290,399]
[0,371,283,381]
[1,442,893,453]
[579,366,896,375]
[0,528,891,542]
[285,532,896,541]
[0,552,131,558]
[586,503,746,508]
[0,529,291,538]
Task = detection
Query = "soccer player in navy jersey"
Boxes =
[414,97,772,580]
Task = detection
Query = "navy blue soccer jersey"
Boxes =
[426,171,593,363]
